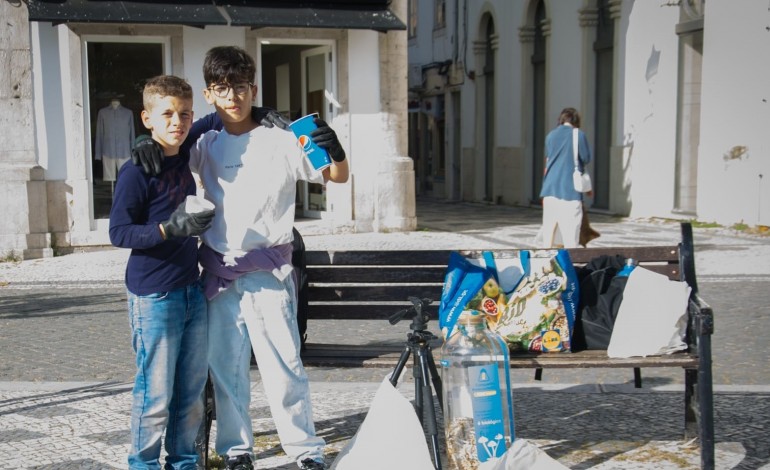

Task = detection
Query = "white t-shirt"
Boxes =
[190,126,324,257]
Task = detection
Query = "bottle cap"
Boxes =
[459,311,485,325]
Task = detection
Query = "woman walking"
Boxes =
[538,107,593,248]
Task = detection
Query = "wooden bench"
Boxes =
[299,222,715,469]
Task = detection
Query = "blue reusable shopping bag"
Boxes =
[438,252,495,340]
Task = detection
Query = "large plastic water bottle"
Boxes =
[440,311,515,469]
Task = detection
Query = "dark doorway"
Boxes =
[531,0,546,202]
[593,0,614,210]
[483,17,496,202]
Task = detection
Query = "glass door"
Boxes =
[299,45,333,218]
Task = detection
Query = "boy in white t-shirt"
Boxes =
[191,46,348,470]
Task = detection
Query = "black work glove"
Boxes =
[131,134,164,177]
[161,200,215,239]
[252,106,291,131]
[311,118,346,162]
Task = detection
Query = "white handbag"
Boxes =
[572,128,592,193]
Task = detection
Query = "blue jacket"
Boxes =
[539,124,592,201]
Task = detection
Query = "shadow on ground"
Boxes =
[239,390,769,469]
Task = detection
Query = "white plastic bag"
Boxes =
[330,373,435,470]
[607,267,691,358]
[492,439,569,469]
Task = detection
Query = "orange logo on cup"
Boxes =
[297,135,312,151]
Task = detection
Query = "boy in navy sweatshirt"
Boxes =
[109,75,214,470]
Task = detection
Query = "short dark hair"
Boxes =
[558,107,581,127]
[203,46,256,86]
[142,75,193,110]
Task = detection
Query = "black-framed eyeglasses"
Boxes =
[208,82,253,98]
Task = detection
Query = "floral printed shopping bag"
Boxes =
[489,250,579,353]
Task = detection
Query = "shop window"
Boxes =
[434,0,446,30]
[86,41,163,218]
[409,0,418,39]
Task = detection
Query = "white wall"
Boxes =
[546,3,583,127]
[348,29,383,228]
[348,30,380,115]
[491,1,519,147]
[622,1,679,218]
[182,26,245,119]
[698,0,769,226]
[32,23,67,179]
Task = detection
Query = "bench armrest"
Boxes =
[687,292,714,352]
[690,293,714,336]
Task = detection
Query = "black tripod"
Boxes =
[388,297,444,470]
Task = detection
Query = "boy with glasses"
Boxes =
[109,75,215,469]
[192,46,348,470]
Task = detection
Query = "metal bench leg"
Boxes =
[633,367,642,388]
[684,368,698,439]
[534,368,542,381]
[698,336,715,470]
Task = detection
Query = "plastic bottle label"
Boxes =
[469,364,506,462]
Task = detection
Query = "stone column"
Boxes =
[373,0,416,232]
[0,1,52,259]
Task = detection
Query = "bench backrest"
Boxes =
[304,245,683,321]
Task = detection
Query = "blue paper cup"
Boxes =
[289,113,332,171]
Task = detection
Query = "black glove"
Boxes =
[252,106,291,131]
[161,201,215,239]
[311,118,346,162]
[131,135,164,177]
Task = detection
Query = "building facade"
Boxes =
[1,0,416,260]
[408,0,769,228]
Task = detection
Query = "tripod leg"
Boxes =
[390,344,412,386]
[425,346,443,410]
[413,345,424,425]
[417,348,443,470]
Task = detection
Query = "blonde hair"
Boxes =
[142,75,193,110]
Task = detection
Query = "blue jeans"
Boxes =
[127,282,208,470]
[207,270,325,463]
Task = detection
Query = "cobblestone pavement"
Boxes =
[1,381,768,469]
[1,197,769,469]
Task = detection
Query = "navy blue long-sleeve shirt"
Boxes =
[109,153,198,295]
[108,113,221,296]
